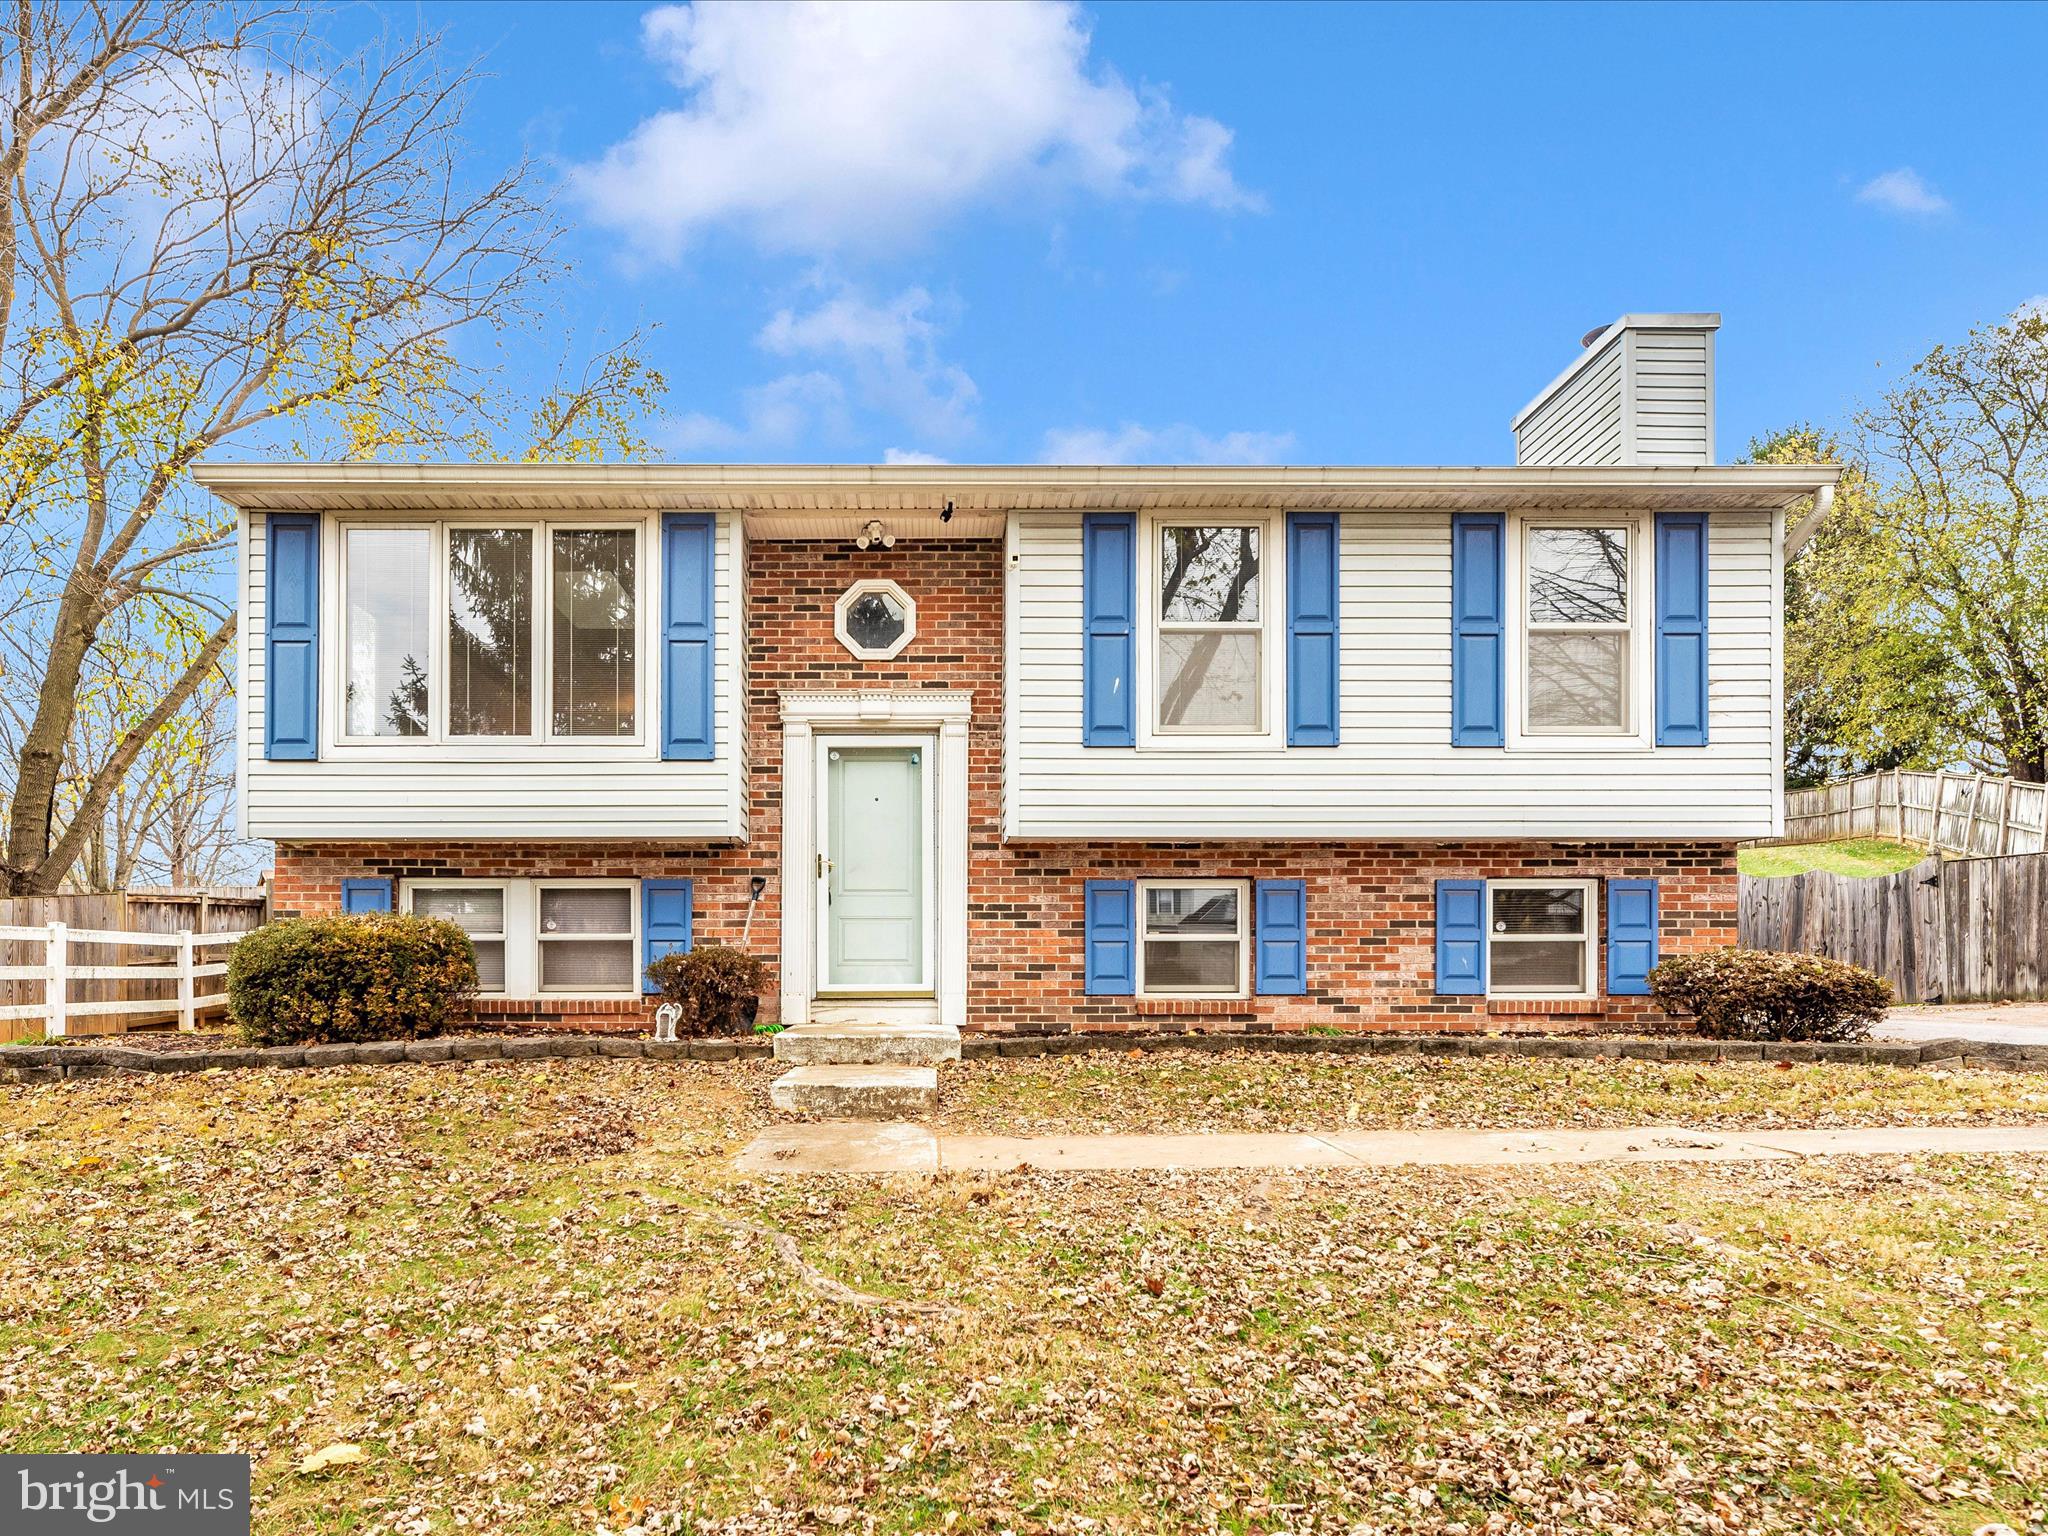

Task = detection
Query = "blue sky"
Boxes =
[417,0,2048,466]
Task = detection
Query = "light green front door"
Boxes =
[824,745,927,990]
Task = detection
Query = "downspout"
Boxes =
[1783,483,1836,556]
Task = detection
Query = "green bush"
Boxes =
[226,913,478,1046]
[644,944,769,1037]
[1648,947,1892,1043]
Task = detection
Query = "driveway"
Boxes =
[1878,1000,2048,1045]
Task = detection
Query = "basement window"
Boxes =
[1135,879,1248,998]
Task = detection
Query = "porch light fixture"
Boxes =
[855,518,895,550]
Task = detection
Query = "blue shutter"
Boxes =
[1434,878,1486,995]
[643,877,695,994]
[1655,513,1709,747]
[340,878,392,914]
[1450,514,1504,747]
[265,513,319,761]
[1254,878,1307,995]
[1083,879,1135,995]
[1081,513,1135,747]
[1286,513,1340,746]
[1606,878,1660,995]
[661,514,716,760]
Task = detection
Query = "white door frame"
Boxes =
[815,733,936,996]
[779,690,971,1027]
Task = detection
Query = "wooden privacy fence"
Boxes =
[1740,851,2048,1004]
[1783,769,2048,856]
[0,889,266,1043]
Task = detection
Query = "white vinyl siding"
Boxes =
[1516,320,1715,468]
[242,510,747,842]
[1514,334,1625,468]
[1628,329,1714,466]
[1004,509,1779,841]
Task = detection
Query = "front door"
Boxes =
[820,741,929,992]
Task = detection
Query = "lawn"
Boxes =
[1738,838,1929,879]
[2,1057,2044,1536]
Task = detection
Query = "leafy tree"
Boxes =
[0,2,665,893]
[1759,311,2048,785]
[1747,426,1950,787]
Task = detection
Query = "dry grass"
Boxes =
[937,1050,2048,1137]
[2,1058,2044,1535]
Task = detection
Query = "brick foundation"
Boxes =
[272,537,1736,1035]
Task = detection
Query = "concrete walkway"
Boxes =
[735,1121,2048,1175]
[1878,1002,2048,1047]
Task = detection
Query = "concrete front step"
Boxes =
[773,1020,961,1066]
[769,1064,939,1120]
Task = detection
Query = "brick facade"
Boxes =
[273,537,1737,1034]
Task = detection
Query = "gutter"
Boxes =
[1783,483,1837,556]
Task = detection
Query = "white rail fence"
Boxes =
[1781,769,2048,857]
[0,925,244,1038]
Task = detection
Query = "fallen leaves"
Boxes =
[0,1055,2042,1536]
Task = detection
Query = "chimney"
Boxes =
[1512,313,1720,466]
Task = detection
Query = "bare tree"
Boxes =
[0,2,661,893]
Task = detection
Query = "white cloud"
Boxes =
[570,0,1259,258]
[664,370,846,454]
[2016,295,2048,322]
[662,281,976,454]
[760,285,978,439]
[883,448,948,464]
[1855,167,1950,216]
[1038,422,1296,465]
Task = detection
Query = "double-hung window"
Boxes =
[338,521,641,746]
[408,884,509,992]
[1486,879,1597,998]
[1153,522,1269,736]
[537,882,638,992]
[1136,879,1249,998]
[1518,521,1643,740]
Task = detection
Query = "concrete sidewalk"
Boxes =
[734,1121,2048,1176]
[1878,1002,2048,1047]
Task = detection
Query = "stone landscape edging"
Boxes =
[1,1030,2042,1082]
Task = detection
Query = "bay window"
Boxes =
[334,520,643,746]
[1152,522,1269,737]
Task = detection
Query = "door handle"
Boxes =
[817,853,834,879]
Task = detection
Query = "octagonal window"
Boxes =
[834,578,916,660]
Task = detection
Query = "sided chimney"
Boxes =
[1513,312,1720,466]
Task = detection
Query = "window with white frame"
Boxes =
[550,529,638,737]
[408,884,508,992]
[1136,879,1248,997]
[343,526,432,738]
[402,878,644,995]
[834,578,916,660]
[536,882,638,992]
[336,521,642,745]
[1486,880,1597,997]
[1154,523,1266,734]
[1521,522,1637,736]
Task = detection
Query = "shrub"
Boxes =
[1648,947,1892,1042]
[227,914,478,1046]
[644,944,769,1037]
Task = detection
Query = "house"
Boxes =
[197,314,1838,1036]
